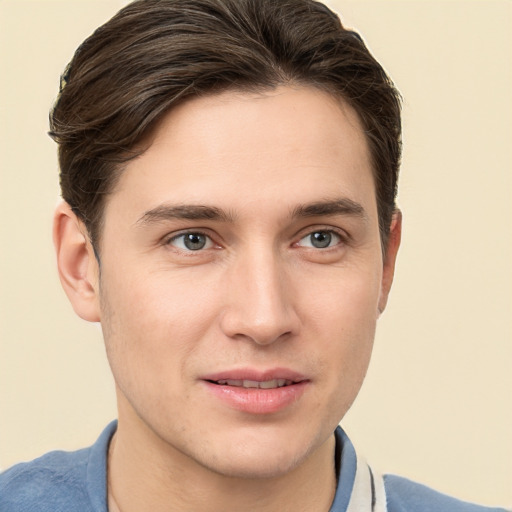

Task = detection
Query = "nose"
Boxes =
[219,248,300,346]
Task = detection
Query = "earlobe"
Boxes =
[53,201,101,322]
[378,210,402,314]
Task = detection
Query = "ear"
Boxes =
[53,201,101,322]
[378,210,402,314]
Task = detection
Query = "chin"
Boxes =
[207,448,307,480]
[197,426,326,480]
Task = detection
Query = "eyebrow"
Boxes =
[136,204,235,225]
[136,197,366,227]
[291,198,367,221]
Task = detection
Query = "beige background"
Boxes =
[1,0,510,507]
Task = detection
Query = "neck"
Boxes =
[107,418,337,512]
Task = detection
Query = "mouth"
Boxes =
[208,378,298,389]
[202,369,309,414]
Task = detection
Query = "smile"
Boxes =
[202,369,309,414]
[212,379,295,389]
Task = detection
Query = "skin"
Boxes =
[54,85,401,512]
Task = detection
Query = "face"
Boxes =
[91,86,398,478]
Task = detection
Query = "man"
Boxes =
[0,0,508,511]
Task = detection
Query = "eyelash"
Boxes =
[164,227,347,253]
[165,231,215,252]
[296,229,344,250]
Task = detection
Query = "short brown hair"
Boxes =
[49,0,401,250]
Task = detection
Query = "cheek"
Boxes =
[98,269,222,393]
[101,264,220,335]
[304,266,381,400]
[306,262,382,336]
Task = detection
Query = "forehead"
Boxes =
[107,86,376,224]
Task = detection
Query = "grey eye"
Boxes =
[310,231,332,248]
[183,233,207,250]
[169,232,212,251]
[298,230,341,249]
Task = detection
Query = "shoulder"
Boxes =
[384,474,510,512]
[0,421,115,512]
[0,447,93,512]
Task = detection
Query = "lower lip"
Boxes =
[203,380,309,414]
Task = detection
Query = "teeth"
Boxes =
[216,379,293,389]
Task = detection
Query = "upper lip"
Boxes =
[202,367,308,384]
